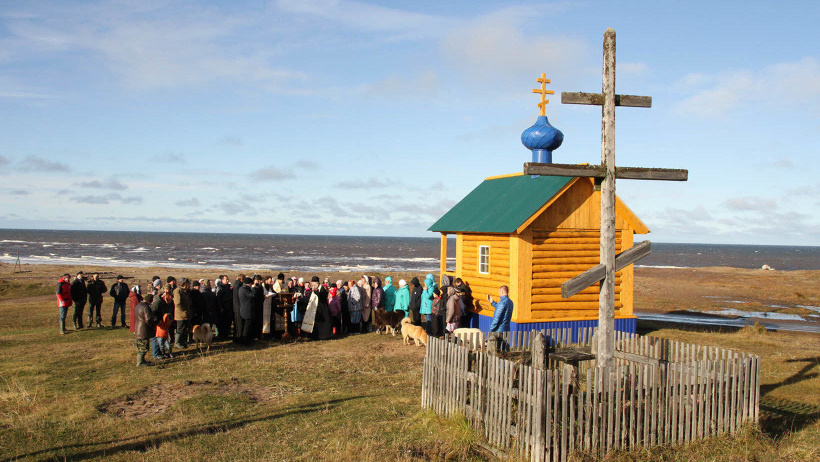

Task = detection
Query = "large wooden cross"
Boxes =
[524,28,688,368]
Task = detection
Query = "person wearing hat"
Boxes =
[86,272,107,328]
[70,271,88,330]
[109,275,130,328]
[173,278,193,349]
[133,294,156,366]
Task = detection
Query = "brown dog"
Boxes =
[401,317,428,347]
[191,323,214,352]
[374,309,406,336]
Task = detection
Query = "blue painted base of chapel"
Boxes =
[464,313,637,343]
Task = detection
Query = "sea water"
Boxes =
[0,229,818,272]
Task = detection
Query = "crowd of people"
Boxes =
[56,270,514,366]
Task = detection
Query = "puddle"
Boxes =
[635,311,820,333]
[706,308,807,321]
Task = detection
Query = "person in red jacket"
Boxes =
[56,273,73,335]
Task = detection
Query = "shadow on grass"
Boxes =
[759,356,820,437]
[3,395,370,462]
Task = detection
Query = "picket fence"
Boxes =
[421,329,761,462]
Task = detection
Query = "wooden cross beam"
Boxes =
[524,163,688,181]
[561,241,651,298]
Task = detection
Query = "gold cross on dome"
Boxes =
[532,73,555,116]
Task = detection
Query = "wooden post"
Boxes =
[439,233,448,275]
[599,27,617,369]
[533,331,547,370]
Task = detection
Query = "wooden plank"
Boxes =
[524,162,688,181]
[562,241,651,298]
[544,370,555,461]
[561,90,653,108]
[561,368,569,461]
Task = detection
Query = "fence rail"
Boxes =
[422,329,761,462]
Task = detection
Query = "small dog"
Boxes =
[401,317,428,347]
[451,327,484,348]
[374,309,406,336]
[191,323,214,352]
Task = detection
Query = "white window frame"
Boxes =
[478,245,490,274]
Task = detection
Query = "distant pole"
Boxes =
[598,28,617,368]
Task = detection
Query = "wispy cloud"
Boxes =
[71,193,142,205]
[440,10,586,83]
[673,57,820,118]
[18,155,70,172]
[335,177,391,190]
[2,1,307,91]
[251,166,292,181]
[77,178,127,190]
[723,196,776,212]
[174,197,201,207]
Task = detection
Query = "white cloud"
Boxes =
[674,57,820,118]
[78,178,127,190]
[274,0,457,40]
[2,1,306,91]
[18,155,69,172]
[440,14,586,82]
[723,196,776,212]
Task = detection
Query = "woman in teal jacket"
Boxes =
[420,274,437,334]
[383,276,397,312]
[394,279,410,315]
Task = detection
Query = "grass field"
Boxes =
[1,267,819,461]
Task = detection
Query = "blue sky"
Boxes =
[0,0,817,245]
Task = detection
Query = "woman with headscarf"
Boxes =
[420,274,436,334]
[128,285,143,333]
[383,276,397,312]
[347,280,362,333]
[337,280,349,335]
[408,277,423,325]
[360,275,372,333]
[395,279,410,316]
[371,277,385,313]
[434,275,453,337]
[445,286,461,333]
[328,286,341,335]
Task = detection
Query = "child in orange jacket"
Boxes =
[155,313,173,359]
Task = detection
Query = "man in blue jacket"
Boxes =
[487,285,513,332]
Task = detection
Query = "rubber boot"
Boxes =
[136,352,147,367]
[60,319,66,335]
[173,332,185,351]
[72,319,79,330]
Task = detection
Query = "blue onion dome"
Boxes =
[521,115,563,164]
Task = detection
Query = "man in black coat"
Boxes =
[70,271,88,329]
[232,273,245,342]
[409,277,423,325]
[109,275,130,328]
[251,275,265,339]
[237,277,255,344]
[215,275,233,340]
[86,273,107,328]
[189,280,206,326]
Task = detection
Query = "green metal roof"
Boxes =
[428,174,574,233]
